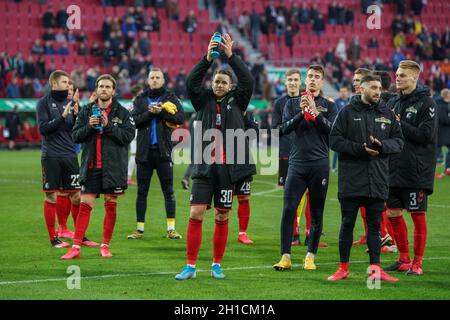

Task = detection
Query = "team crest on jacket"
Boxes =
[375,117,391,124]
[322,178,327,186]
[381,123,386,130]
[316,106,328,113]
[112,117,123,125]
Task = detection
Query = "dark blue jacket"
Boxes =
[281,93,338,166]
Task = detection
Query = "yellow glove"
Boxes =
[161,101,177,115]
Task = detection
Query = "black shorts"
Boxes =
[278,157,289,186]
[235,179,251,196]
[41,157,81,192]
[190,164,234,210]
[81,169,125,197]
[387,187,428,213]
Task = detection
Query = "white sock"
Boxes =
[72,245,81,249]
[306,252,315,259]
[101,243,109,248]
[282,253,291,259]
[127,155,136,179]
[212,263,220,267]
[239,232,246,235]
[187,264,196,268]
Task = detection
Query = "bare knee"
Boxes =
[387,209,402,218]
[104,195,118,203]
[190,205,206,221]
[215,209,230,221]
[44,192,56,203]
[81,195,96,207]
[238,195,250,202]
[69,192,80,205]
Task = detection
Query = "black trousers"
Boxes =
[136,148,175,222]
[338,197,384,264]
[280,164,329,255]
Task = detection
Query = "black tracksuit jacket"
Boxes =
[330,95,404,200]
[72,98,135,189]
[386,86,438,194]
[281,93,338,166]
[186,54,256,183]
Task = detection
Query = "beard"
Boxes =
[364,93,379,105]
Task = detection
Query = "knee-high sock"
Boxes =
[103,201,117,245]
[56,195,71,229]
[127,155,136,179]
[73,203,92,246]
[360,207,368,237]
[296,193,307,232]
[411,212,427,265]
[293,211,299,236]
[71,203,80,227]
[389,215,410,263]
[380,209,388,238]
[44,201,56,241]
[237,199,250,233]
[186,218,203,265]
[213,219,229,264]
[305,193,311,235]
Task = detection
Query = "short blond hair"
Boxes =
[398,60,421,74]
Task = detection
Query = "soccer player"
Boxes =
[175,34,255,280]
[328,74,403,281]
[181,112,197,190]
[54,83,100,247]
[372,70,397,251]
[351,67,372,246]
[61,74,135,259]
[384,60,438,276]
[126,84,144,186]
[127,68,185,240]
[37,70,81,248]
[273,65,337,271]
[435,88,450,177]
[271,69,306,245]
[55,81,78,239]
[234,111,258,244]
[332,86,350,173]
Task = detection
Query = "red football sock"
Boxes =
[186,218,203,265]
[360,207,368,237]
[411,212,427,265]
[73,203,92,246]
[305,194,311,234]
[293,211,299,236]
[56,195,71,229]
[44,200,56,241]
[213,219,229,264]
[237,198,250,233]
[102,201,117,245]
[384,214,396,245]
[389,215,410,263]
[339,262,349,271]
[380,210,388,238]
[71,203,80,227]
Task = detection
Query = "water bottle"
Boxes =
[211,32,222,59]
[92,105,103,133]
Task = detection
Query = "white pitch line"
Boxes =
[1,256,449,286]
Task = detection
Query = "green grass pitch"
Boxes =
[0,150,449,299]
